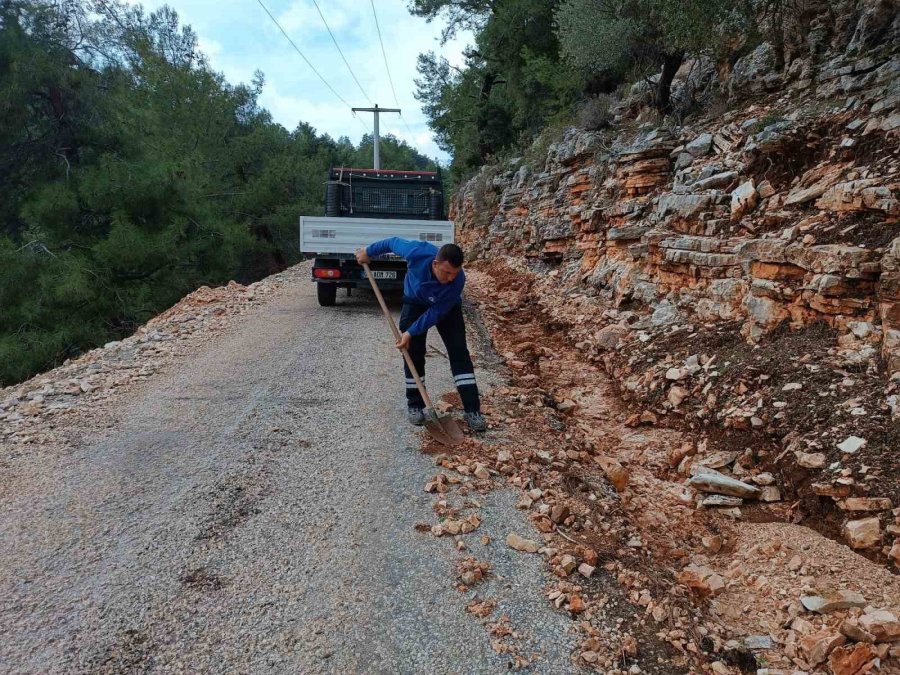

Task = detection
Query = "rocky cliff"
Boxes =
[452,4,900,575]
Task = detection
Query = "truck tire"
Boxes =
[317,282,337,306]
[325,182,341,217]
[428,190,443,220]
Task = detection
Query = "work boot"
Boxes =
[407,407,426,426]
[464,411,487,432]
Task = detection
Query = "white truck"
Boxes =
[299,167,454,306]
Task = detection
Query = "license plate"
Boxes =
[367,270,397,280]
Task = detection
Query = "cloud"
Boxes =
[109,0,472,162]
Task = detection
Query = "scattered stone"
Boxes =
[743,635,775,650]
[840,618,876,643]
[759,486,782,502]
[506,533,540,553]
[844,517,881,549]
[698,451,740,469]
[796,452,827,469]
[549,504,570,524]
[560,554,577,574]
[688,467,761,499]
[577,563,595,578]
[752,472,775,485]
[800,628,846,666]
[801,590,866,613]
[858,609,900,642]
[677,564,726,596]
[839,497,892,511]
[567,595,585,614]
[828,643,877,675]
[701,495,744,507]
[685,133,713,157]
[837,436,867,453]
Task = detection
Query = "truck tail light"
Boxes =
[313,268,341,279]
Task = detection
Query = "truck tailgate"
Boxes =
[299,216,454,255]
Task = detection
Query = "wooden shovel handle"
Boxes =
[362,262,434,410]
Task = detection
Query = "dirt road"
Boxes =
[0,267,577,674]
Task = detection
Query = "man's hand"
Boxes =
[355,247,370,265]
[395,331,411,351]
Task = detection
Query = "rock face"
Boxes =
[452,48,900,374]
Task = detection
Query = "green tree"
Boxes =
[414,0,582,178]
[0,0,439,386]
[555,0,745,111]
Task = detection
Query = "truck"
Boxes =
[299,166,454,307]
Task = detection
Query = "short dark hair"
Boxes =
[436,243,464,267]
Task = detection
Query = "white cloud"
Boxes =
[108,0,472,162]
[197,36,222,60]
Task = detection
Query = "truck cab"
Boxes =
[300,167,454,306]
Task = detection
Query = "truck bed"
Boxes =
[299,216,454,255]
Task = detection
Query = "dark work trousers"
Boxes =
[398,300,481,413]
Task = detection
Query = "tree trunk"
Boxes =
[476,71,496,161]
[655,52,684,113]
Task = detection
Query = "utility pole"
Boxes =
[352,103,400,170]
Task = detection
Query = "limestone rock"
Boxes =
[801,590,866,613]
[828,642,877,675]
[506,533,540,553]
[688,467,761,499]
[837,435,867,453]
[677,564,725,596]
[731,181,758,219]
[858,609,900,642]
[799,629,846,666]
[844,517,881,549]
[839,497,892,511]
[685,133,713,157]
[578,563,595,578]
[729,43,779,96]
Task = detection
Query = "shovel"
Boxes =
[363,263,465,447]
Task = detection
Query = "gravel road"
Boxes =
[0,267,578,674]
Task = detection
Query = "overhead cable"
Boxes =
[254,0,371,134]
[310,0,374,106]
[368,0,419,145]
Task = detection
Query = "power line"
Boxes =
[369,0,399,109]
[253,0,370,134]
[369,0,423,152]
[310,0,373,106]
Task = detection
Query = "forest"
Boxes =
[1,0,434,385]
[412,0,809,179]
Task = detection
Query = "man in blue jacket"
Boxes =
[356,238,486,432]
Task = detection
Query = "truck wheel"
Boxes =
[317,282,337,306]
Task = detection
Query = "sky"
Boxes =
[124,0,472,163]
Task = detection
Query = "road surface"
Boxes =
[0,267,577,674]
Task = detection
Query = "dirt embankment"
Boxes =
[416,260,900,674]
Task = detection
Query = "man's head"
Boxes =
[432,243,464,284]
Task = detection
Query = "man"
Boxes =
[355,238,487,432]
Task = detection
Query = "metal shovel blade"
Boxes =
[424,411,466,446]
